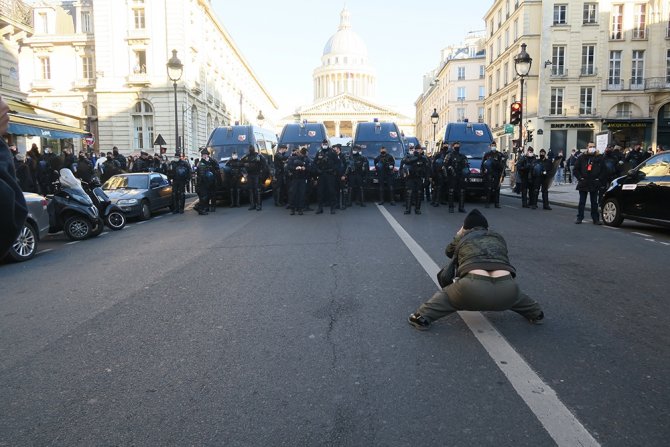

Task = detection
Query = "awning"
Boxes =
[5,99,86,139]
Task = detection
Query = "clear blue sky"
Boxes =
[214,0,492,117]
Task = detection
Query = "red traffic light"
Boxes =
[510,101,522,125]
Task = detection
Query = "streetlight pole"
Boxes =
[430,108,439,151]
[514,43,532,151]
[166,49,184,156]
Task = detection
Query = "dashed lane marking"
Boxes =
[136,221,147,225]
[37,248,53,254]
[602,225,619,230]
[661,242,670,246]
[66,241,80,245]
[154,216,162,219]
[644,238,656,243]
[377,204,601,447]
[503,205,515,209]
[632,232,652,237]
[101,232,108,236]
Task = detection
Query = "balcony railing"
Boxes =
[645,77,670,90]
[550,68,568,78]
[580,66,597,76]
[615,111,632,119]
[632,27,647,39]
[605,79,624,91]
[610,30,623,40]
[31,79,52,90]
[0,0,33,29]
[456,97,465,102]
[126,73,150,85]
[630,78,645,90]
[579,108,597,116]
[73,78,95,89]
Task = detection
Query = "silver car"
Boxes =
[6,193,51,262]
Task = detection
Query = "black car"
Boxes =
[103,173,173,220]
[601,151,670,228]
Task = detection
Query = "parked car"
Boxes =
[601,151,670,228]
[278,122,330,158]
[103,173,173,220]
[6,193,50,262]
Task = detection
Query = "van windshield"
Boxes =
[356,142,404,160]
[284,142,321,158]
[211,145,249,161]
[457,142,491,159]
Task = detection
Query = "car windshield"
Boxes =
[103,175,148,190]
[638,153,670,177]
[356,142,404,160]
[211,144,249,161]
[284,142,321,158]
[456,142,491,159]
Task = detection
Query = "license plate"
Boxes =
[372,178,379,184]
[468,178,483,183]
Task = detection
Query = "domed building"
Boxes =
[284,7,414,138]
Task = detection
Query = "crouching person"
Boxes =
[408,209,544,330]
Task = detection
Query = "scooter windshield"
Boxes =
[59,168,93,206]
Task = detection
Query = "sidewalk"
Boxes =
[500,181,588,210]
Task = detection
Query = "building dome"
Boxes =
[322,8,368,58]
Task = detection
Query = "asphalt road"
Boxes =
[1,196,669,446]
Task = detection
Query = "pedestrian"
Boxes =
[530,149,552,210]
[573,142,604,225]
[408,209,544,331]
[14,153,36,193]
[481,141,505,208]
[444,141,469,213]
[430,144,448,206]
[567,148,578,184]
[400,144,430,214]
[112,146,127,170]
[624,143,646,170]
[313,139,340,214]
[287,146,311,215]
[100,154,121,183]
[345,145,369,206]
[240,144,268,211]
[554,151,565,185]
[132,151,150,172]
[168,152,191,214]
[74,151,94,183]
[195,148,218,215]
[515,147,535,208]
[374,146,396,205]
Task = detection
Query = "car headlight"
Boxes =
[117,199,139,205]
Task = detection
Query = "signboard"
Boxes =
[84,135,95,146]
[596,131,608,154]
[504,124,514,134]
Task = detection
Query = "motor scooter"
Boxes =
[47,168,103,241]
[82,179,126,231]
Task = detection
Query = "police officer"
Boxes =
[313,139,340,214]
[444,141,469,213]
[530,149,552,210]
[374,146,396,205]
[195,148,218,215]
[574,142,605,225]
[481,141,505,209]
[132,151,150,172]
[624,143,648,170]
[515,147,535,208]
[346,145,369,206]
[287,146,311,215]
[400,144,430,214]
[273,144,289,206]
[333,145,349,209]
[430,144,449,206]
[225,151,245,207]
[600,145,624,204]
[169,152,192,214]
[241,144,268,211]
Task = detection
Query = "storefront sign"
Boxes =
[550,123,595,129]
[605,122,649,128]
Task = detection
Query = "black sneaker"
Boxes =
[415,209,421,215]
[575,219,582,224]
[527,311,544,325]
[593,220,603,225]
[404,209,411,214]
[408,313,431,331]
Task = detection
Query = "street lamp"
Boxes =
[514,43,532,149]
[166,49,183,155]
[430,108,439,150]
[256,110,265,128]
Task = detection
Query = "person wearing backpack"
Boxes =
[169,152,192,214]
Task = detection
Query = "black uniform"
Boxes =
[600,149,623,204]
[444,148,469,212]
[335,151,348,209]
[169,158,192,213]
[574,150,605,224]
[345,150,369,206]
[374,152,396,205]
[74,156,94,184]
[196,156,219,214]
[400,150,430,214]
[624,147,648,171]
[515,152,535,208]
[273,149,289,206]
[313,146,340,214]
[132,154,150,173]
[529,152,552,210]
[225,155,245,207]
[481,149,505,208]
[241,148,268,211]
[287,151,311,215]
[430,149,448,206]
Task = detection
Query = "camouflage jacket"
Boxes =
[445,228,516,277]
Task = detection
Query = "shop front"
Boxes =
[546,121,598,153]
[602,119,653,149]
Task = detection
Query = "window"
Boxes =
[631,50,644,87]
[616,103,631,119]
[497,9,502,27]
[550,87,564,115]
[502,100,507,123]
[132,101,154,150]
[580,87,594,115]
[504,28,509,48]
[667,50,670,83]
[457,108,466,122]
[457,67,465,80]
[133,50,146,74]
[81,56,94,79]
[81,11,92,33]
[191,106,199,152]
[489,45,493,63]
[608,51,622,87]
[633,4,647,39]
[553,4,567,25]
[478,107,485,123]
[457,87,466,101]
[513,18,518,41]
[495,68,500,90]
[487,108,492,125]
[497,36,501,57]
[489,20,494,37]
[39,57,50,79]
[479,85,485,100]
[38,12,48,34]
[583,3,597,24]
[611,4,623,39]
[581,45,596,75]
[552,46,566,75]
[479,65,485,79]
[133,8,145,29]
[488,75,493,95]
[503,62,509,85]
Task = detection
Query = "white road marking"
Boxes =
[101,232,109,236]
[38,248,53,254]
[136,221,147,225]
[660,242,670,246]
[644,238,656,243]
[154,216,162,219]
[601,225,619,230]
[377,204,600,447]
[632,232,652,237]
[66,241,80,245]
[503,205,515,209]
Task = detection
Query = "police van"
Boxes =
[205,124,277,201]
[278,122,330,158]
[352,119,407,194]
[441,121,494,196]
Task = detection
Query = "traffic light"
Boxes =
[510,102,522,125]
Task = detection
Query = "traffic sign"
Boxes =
[84,134,95,146]
[504,124,514,134]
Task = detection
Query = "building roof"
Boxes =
[322,7,367,58]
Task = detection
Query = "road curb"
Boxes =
[500,191,588,212]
